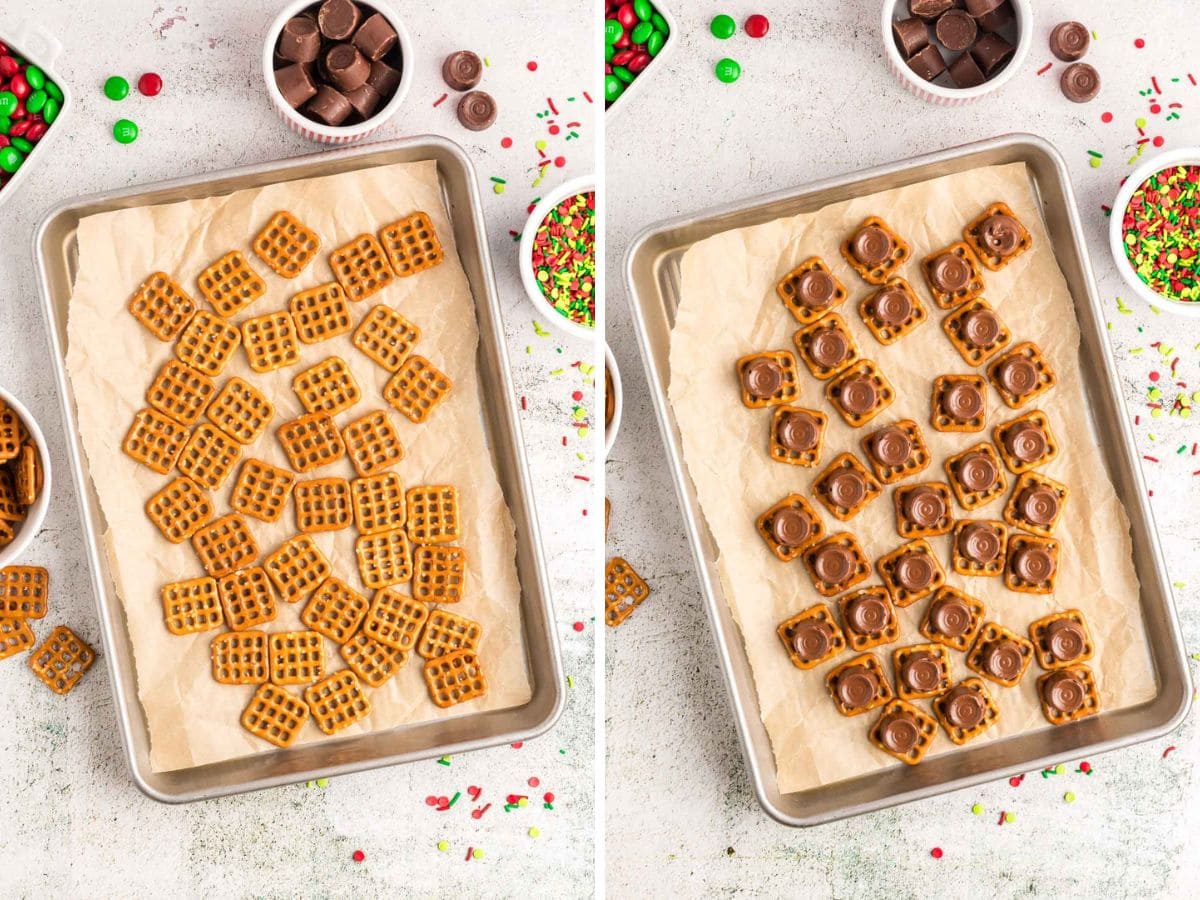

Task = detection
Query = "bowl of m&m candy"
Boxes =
[0,28,69,203]
[604,0,675,116]
[519,176,596,340]
[1110,149,1200,316]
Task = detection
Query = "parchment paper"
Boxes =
[65,160,531,772]
[669,162,1156,794]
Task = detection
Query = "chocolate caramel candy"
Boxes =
[352,13,399,62]
[317,0,361,40]
[909,0,954,20]
[1045,619,1087,663]
[839,375,878,416]
[305,84,353,125]
[961,308,1001,346]
[1049,21,1090,62]
[982,639,1024,681]
[872,286,912,325]
[996,355,1039,396]
[979,213,1023,258]
[908,45,946,81]
[895,552,935,591]
[1042,670,1086,714]
[278,16,321,64]
[900,651,942,693]
[442,50,484,90]
[792,619,833,662]
[367,59,402,96]
[777,410,819,452]
[959,523,1001,564]
[813,544,854,585]
[826,470,867,509]
[809,325,849,368]
[1005,420,1048,462]
[878,709,922,753]
[904,486,945,527]
[850,226,894,268]
[743,357,783,399]
[892,17,929,57]
[972,32,1015,76]
[966,0,1012,32]
[845,593,891,636]
[835,665,879,710]
[1018,485,1059,526]
[942,381,984,421]
[929,252,971,292]
[458,90,498,130]
[1012,543,1056,582]
[325,43,371,92]
[796,269,836,310]
[948,52,986,89]
[771,508,812,548]
[1061,63,1101,103]
[942,684,986,728]
[935,9,977,52]
[345,82,381,119]
[957,451,998,492]
[275,63,318,109]
[930,595,972,637]
[871,427,912,467]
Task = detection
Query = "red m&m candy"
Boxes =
[745,14,770,38]
[138,72,163,96]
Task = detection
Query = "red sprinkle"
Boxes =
[433,92,448,107]
[1153,135,1165,147]
[501,136,513,148]
[1135,38,1146,48]
[425,795,439,806]
[1163,745,1177,758]
[511,742,524,749]
[468,785,482,800]
[572,390,583,401]
[572,621,584,632]
[1008,775,1024,787]
[138,72,163,96]
[1036,62,1052,76]
[465,846,474,862]
[543,791,555,803]
[528,776,541,787]
[1150,370,1160,381]
[554,156,566,168]
[1101,111,1113,123]
[931,847,944,859]
[1151,103,1162,114]
[352,850,365,863]
[527,61,538,71]
[1080,761,1092,773]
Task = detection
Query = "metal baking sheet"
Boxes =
[624,133,1189,827]
[32,136,563,803]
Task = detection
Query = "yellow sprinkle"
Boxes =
[473,848,485,860]
[518,797,529,808]
[567,674,576,688]
[577,426,589,438]
[1089,157,1102,168]
[437,840,449,852]
[535,139,547,151]
[573,407,586,421]
[528,827,541,838]
[1152,408,1163,418]
[1136,117,1148,128]
[493,183,505,195]
[1004,811,1016,823]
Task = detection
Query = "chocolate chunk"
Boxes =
[959,523,1001,564]
[792,619,832,662]
[1018,486,1059,525]
[878,710,921,753]
[1005,421,1047,462]
[1061,62,1101,103]
[835,665,879,709]
[983,639,1024,681]
[352,12,398,62]
[1042,670,1086,713]
[935,9,977,52]
[1012,544,1056,582]
[900,652,942,693]
[967,0,1013,32]
[278,16,321,64]
[826,470,867,509]
[930,596,971,637]
[963,0,1004,15]
[344,82,381,119]
[325,43,370,92]
[1050,21,1090,62]
[839,375,878,416]
[813,544,854,585]
[930,252,971,291]
[367,59,402,97]
[905,486,945,527]
[997,356,1039,396]
[893,17,930,58]
[777,411,818,452]
[1046,619,1087,663]
[957,452,998,491]
[442,50,484,91]
[846,593,890,635]
[317,0,361,40]
[972,32,1014,76]
[809,326,849,367]
[948,52,987,89]
[942,684,986,727]
[305,84,353,125]
[457,90,497,131]
[796,269,835,309]
[771,508,812,548]
[850,225,894,267]
[942,382,984,421]
[962,309,1000,347]
[909,0,954,20]
[980,213,1023,257]
[873,287,912,325]
[743,358,783,399]
[275,62,318,109]
[871,427,912,467]
[895,552,935,591]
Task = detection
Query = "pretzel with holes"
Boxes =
[207,377,275,446]
[605,556,650,627]
[264,534,332,603]
[300,575,369,642]
[330,233,394,301]
[198,250,266,318]
[241,682,309,747]
[161,576,224,635]
[340,632,409,688]
[293,477,352,534]
[290,282,354,344]
[774,256,848,324]
[129,271,196,341]
[343,410,404,477]
[145,475,213,543]
[353,304,422,372]
[380,211,445,277]
[292,356,362,417]
[252,211,320,278]
[29,625,95,695]
[355,527,413,589]
[384,355,453,424]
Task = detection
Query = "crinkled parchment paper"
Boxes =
[669,162,1155,794]
[66,160,530,772]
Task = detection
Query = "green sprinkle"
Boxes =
[437,756,451,766]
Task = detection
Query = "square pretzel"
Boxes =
[891,644,952,701]
[1004,534,1060,594]
[1029,609,1095,670]
[876,538,945,607]
[966,621,1035,688]
[988,342,1057,409]
[277,412,346,473]
[406,485,460,544]
[216,565,277,631]
[330,233,395,301]
[174,309,241,376]
[177,422,242,491]
[123,407,190,474]
[755,494,826,562]
[950,519,1009,577]
[792,312,861,380]
[605,556,650,627]
[825,653,893,717]
[128,271,196,341]
[735,351,800,410]
[145,475,213,543]
[0,472,21,523]
[0,404,21,462]
[340,632,408,688]
[292,356,362,417]
[1037,665,1100,725]
[812,453,882,521]
[146,359,216,427]
[15,443,38,507]
[934,678,1000,745]
[191,513,259,578]
[197,250,266,318]
[417,608,481,660]
[840,217,910,285]
[264,534,332,603]
[1003,471,1068,537]
[343,410,404,477]
[826,360,895,427]
[964,202,1032,271]
[355,527,413,589]
[993,410,1058,475]
[423,649,487,708]
[837,586,899,652]
[381,211,446,277]
[361,587,428,652]
[0,519,14,551]
[944,442,1008,510]
[894,481,955,538]
[920,586,986,652]
[300,575,369,642]
[921,242,985,310]
[207,377,275,445]
[857,278,926,345]
[161,576,223,635]
[384,355,453,424]
[930,374,988,433]
[241,682,309,747]
[412,544,467,603]
[0,616,35,660]
[231,458,295,524]
[802,532,870,597]
[868,699,939,765]
[353,304,422,372]
[29,625,94,695]
[293,478,352,534]
[768,406,827,467]
[351,471,406,534]
[289,282,353,344]
[774,256,848,324]
[241,310,301,373]
[253,210,321,279]
[268,630,325,685]
[942,298,1011,366]
[776,603,846,670]
[860,419,931,485]
[0,565,49,619]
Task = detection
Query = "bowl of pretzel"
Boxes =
[0,386,50,566]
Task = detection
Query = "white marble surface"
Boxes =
[606,2,1200,896]
[0,1,597,896]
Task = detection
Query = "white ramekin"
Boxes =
[605,2,677,120]
[262,0,413,144]
[604,343,622,457]
[882,0,1032,105]
[1109,147,1200,317]
[518,175,597,341]
[0,386,51,567]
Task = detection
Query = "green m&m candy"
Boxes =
[715,57,742,83]
[113,118,139,144]
[634,0,653,20]
[613,65,634,85]
[0,116,10,135]
[26,90,46,114]
[42,98,60,124]
[710,14,736,39]
[605,18,623,45]
[647,30,665,56]
[0,92,16,117]
[10,136,32,154]
[45,79,63,103]
[104,75,129,101]
[630,21,653,45]
[25,65,44,90]
[605,42,614,63]
[651,12,670,35]
[0,146,22,173]
[604,74,624,103]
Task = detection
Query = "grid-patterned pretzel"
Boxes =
[964,202,1033,271]
[839,217,911,285]
[824,652,893,717]
[174,309,242,376]
[988,342,1057,409]
[361,587,428,652]
[1036,665,1100,725]
[605,556,651,627]
[776,603,845,670]
[292,356,362,416]
[293,477,353,533]
[0,471,22,523]
[423,649,487,708]
[384,355,454,424]
[1028,609,1094,670]
[289,282,353,344]
[304,669,373,735]
[197,250,267,318]
[330,233,395,301]
[894,481,955,538]
[1003,471,1068,537]
[405,484,460,544]
[191,513,260,578]
[802,532,871,597]
[300,575,369,642]
[212,629,268,685]
[868,699,939,765]
[417,608,482,660]
[28,625,95,695]
[351,471,406,534]
[355,527,413,590]
[825,360,895,427]
[0,404,21,461]
[857,277,927,345]
[177,422,242,491]
[933,677,1000,745]
[0,565,49,619]
[207,377,275,445]
[353,304,422,372]
[1004,534,1060,594]
[837,586,899,652]
[252,210,321,279]
[891,643,952,701]
[943,442,1008,510]
[767,406,827,467]
[792,312,861,380]
[412,544,467,603]
[930,374,988,434]
[339,632,408,688]
[145,359,216,427]
[773,256,848,324]
[268,630,326,685]
[241,682,309,747]
[145,475,213,543]
[735,350,800,410]
[263,534,332,603]
[343,410,404,477]
[919,586,986,652]
[0,616,35,660]
[812,452,882,521]
[123,407,190,474]
[965,621,1035,688]
[993,410,1058,475]
[276,412,346,473]
[216,565,278,631]
[380,211,446,277]
[128,271,197,341]
[950,519,1009,578]
[875,538,945,607]
[241,310,301,373]
[921,242,985,310]
[161,576,224,635]
[230,458,295,524]
[942,297,1012,366]
[755,494,826,563]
